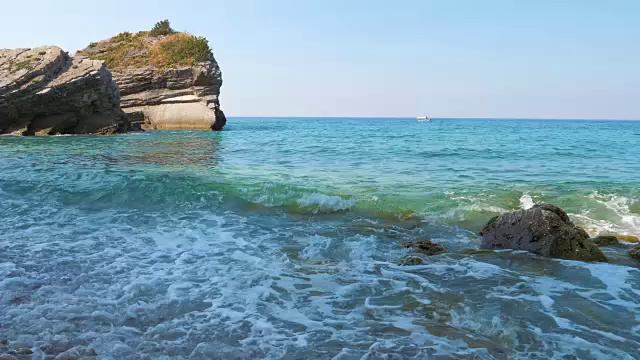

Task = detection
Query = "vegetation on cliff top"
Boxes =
[80,20,211,70]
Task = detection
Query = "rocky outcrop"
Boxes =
[79,32,226,131]
[480,204,607,262]
[0,46,127,135]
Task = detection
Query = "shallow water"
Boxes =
[1,118,639,359]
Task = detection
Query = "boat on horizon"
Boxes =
[417,116,432,122]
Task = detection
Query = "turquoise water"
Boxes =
[1,118,639,359]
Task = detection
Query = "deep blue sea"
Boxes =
[1,118,639,359]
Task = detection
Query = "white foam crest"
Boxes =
[420,258,510,280]
[577,192,640,237]
[300,235,333,260]
[576,262,640,309]
[296,193,355,213]
[449,306,519,346]
[519,194,535,210]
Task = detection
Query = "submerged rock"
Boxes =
[53,346,93,360]
[463,249,495,255]
[629,244,640,261]
[591,235,620,246]
[0,46,128,135]
[404,240,446,256]
[78,26,226,131]
[398,255,425,266]
[14,347,32,355]
[480,204,607,262]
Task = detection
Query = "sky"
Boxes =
[1,0,639,119]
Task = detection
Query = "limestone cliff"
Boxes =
[78,28,226,131]
[0,46,127,135]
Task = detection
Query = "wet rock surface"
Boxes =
[397,255,425,266]
[403,240,446,256]
[616,235,639,243]
[480,204,607,262]
[592,235,620,246]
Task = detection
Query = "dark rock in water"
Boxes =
[398,255,425,266]
[591,235,620,246]
[0,46,129,135]
[0,354,18,360]
[480,204,607,262]
[404,240,446,256]
[629,245,640,261]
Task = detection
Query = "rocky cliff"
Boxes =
[0,46,127,135]
[78,28,226,131]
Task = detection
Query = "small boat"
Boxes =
[417,116,432,122]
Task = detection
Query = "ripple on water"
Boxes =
[1,119,640,358]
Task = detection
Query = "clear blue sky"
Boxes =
[2,0,639,119]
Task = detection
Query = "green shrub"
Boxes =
[113,32,132,42]
[149,20,175,37]
[86,29,211,70]
[151,33,211,67]
[38,51,47,56]
[88,42,98,48]
[90,32,150,70]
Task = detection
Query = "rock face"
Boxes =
[114,64,226,130]
[0,46,127,135]
[480,204,607,262]
[79,32,226,131]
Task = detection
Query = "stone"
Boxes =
[54,348,80,360]
[78,31,226,131]
[53,346,96,360]
[0,354,18,360]
[14,347,32,355]
[480,204,607,262]
[404,240,446,256]
[398,256,425,266]
[616,235,639,243]
[629,244,640,261]
[591,236,620,246]
[0,46,129,135]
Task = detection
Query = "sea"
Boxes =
[1,117,639,359]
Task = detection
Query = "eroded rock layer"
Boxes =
[0,46,127,135]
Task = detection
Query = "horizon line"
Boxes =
[225,116,640,121]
